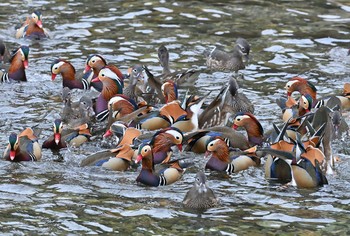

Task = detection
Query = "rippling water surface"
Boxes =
[0,0,350,235]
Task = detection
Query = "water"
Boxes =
[0,0,350,234]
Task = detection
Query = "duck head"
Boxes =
[53,119,63,145]
[8,133,19,161]
[84,54,107,73]
[161,80,178,103]
[205,136,229,162]
[31,10,43,28]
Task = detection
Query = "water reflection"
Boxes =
[0,0,350,234]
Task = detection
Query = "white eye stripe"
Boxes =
[100,68,121,81]
[165,130,182,140]
[236,115,250,121]
[286,80,298,88]
[108,96,126,106]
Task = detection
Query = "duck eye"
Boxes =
[92,60,95,63]
[237,118,241,121]
[176,136,180,140]
[54,67,58,70]
[133,69,137,73]
[210,143,213,146]
[144,149,148,152]
[101,73,105,77]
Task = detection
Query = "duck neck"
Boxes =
[213,143,230,163]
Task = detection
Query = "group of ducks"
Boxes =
[1,10,349,209]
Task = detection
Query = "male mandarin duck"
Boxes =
[51,59,89,89]
[81,143,136,171]
[157,44,200,86]
[42,119,92,149]
[103,94,139,135]
[183,171,218,209]
[3,128,42,162]
[42,119,67,150]
[261,138,328,188]
[172,94,208,132]
[204,38,250,72]
[83,54,107,91]
[108,94,139,120]
[148,127,184,164]
[232,112,264,147]
[162,80,178,103]
[135,142,189,187]
[129,101,186,131]
[205,136,260,174]
[199,76,254,128]
[15,10,49,39]
[0,45,29,82]
[81,122,141,170]
[285,77,318,107]
[92,65,124,121]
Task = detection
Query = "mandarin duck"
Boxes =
[0,45,29,82]
[92,65,124,121]
[129,101,186,131]
[172,94,208,132]
[42,119,91,149]
[183,171,218,209]
[285,77,318,107]
[15,10,49,39]
[232,112,264,147]
[204,38,250,72]
[157,44,200,86]
[81,123,141,170]
[83,54,107,91]
[147,127,184,164]
[327,83,350,111]
[51,59,89,89]
[205,136,260,174]
[199,76,254,128]
[3,128,42,162]
[123,65,144,102]
[135,143,190,187]
[162,80,178,103]
[103,94,139,135]
[260,137,328,188]
[184,126,250,154]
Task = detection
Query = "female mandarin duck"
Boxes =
[91,65,124,121]
[199,76,254,128]
[204,38,250,72]
[0,46,29,82]
[123,65,144,102]
[135,142,189,187]
[43,119,92,149]
[80,122,141,171]
[83,54,107,91]
[232,112,264,147]
[15,10,49,39]
[3,128,42,162]
[51,59,89,89]
[205,136,260,174]
[157,44,200,87]
[183,171,218,209]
